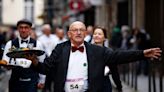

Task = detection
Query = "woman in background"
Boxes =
[92,26,122,92]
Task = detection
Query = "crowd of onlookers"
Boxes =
[109,26,151,76]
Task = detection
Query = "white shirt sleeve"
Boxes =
[36,40,46,62]
[104,66,110,76]
[84,35,91,42]
[36,40,46,84]
[2,40,12,64]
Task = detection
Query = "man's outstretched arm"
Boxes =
[105,48,162,65]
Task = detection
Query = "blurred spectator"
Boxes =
[0,31,6,55]
[128,28,144,50]
[138,28,151,50]
[0,30,6,75]
[38,24,58,56]
[129,28,150,75]
[38,24,58,92]
[55,27,67,44]
[30,30,37,40]
[109,26,122,50]
[84,25,93,43]
[5,28,16,41]
[120,25,131,50]
[92,26,122,92]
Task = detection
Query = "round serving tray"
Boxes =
[6,50,45,58]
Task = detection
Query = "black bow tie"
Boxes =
[71,46,84,52]
[21,40,28,43]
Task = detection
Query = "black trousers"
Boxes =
[9,80,37,92]
[104,76,112,92]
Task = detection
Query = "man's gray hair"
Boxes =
[42,24,51,30]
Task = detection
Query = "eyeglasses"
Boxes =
[70,29,86,33]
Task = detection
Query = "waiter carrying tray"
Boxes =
[1,19,46,92]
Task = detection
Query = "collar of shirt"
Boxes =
[18,35,30,44]
[71,43,84,48]
[71,43,85,53]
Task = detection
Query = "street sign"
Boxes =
[69,0,84,11]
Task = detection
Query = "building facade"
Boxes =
[1,0,44,26]
[0,0,2,23]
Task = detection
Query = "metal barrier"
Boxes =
[120,59,163,92]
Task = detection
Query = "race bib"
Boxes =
[65,78,87,92]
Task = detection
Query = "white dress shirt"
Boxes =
[64,44,88,92]
[84,35,92,42]
[38,34,58,56]
[56,37,67,44]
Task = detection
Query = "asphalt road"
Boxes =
[0,71,10,92]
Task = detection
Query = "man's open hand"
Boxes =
[144,48,162,59]
[25,54,38,66]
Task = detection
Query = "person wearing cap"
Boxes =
[2,19,46,92]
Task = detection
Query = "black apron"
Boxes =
[9,38,39,92]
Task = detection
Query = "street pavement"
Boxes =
[0,70,10,92]
[112,82,136,92]
[137,75,164,92]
